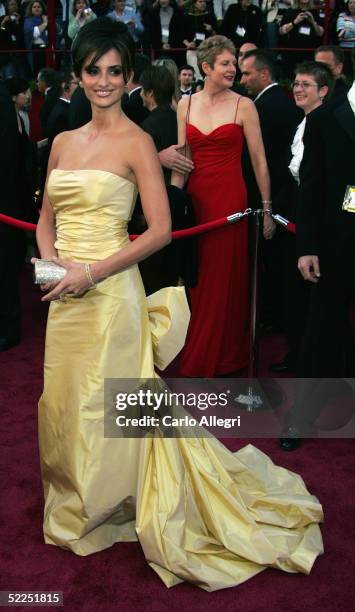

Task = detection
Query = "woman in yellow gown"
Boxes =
[35,18,323,591]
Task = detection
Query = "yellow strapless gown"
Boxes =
[39,169,324,591]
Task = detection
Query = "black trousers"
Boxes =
[0,225,25,340]
[288,241,355,430]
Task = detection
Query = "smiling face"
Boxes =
[293,72,327,114]
[348,0,355,15]
[203,49,236,88]
[80,48,128,109]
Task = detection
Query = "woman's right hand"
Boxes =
[42,14,48,26]
[263,214,276,240]
[31,258,60,293]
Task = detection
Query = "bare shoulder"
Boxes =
[124,122,156,158]
[238,95,255,111]
[120,117,153,147]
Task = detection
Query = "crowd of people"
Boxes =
[1,14,354,591]
[0,0,355,78]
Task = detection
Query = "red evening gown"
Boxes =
[180,121,249,376]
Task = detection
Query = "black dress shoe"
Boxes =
[269,361,295,374]
[279,427,302,451]
[0,336,20,352]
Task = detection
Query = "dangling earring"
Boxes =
[79,81,83,88]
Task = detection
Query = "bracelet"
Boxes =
[84,263,96,289]
[261,200,272,205]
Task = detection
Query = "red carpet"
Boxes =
[0,268,354,611]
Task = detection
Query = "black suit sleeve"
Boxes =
[297,112,326,258]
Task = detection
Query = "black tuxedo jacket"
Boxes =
[69,86,92,129]
[122,88,149,126]
[297,98,355,259]
[140,104,177,183]
[243,84,301,213]
[40,86,61,137]
[47,99,71,148]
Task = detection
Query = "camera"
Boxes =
[10,15,17,21]
[84,8,91,15]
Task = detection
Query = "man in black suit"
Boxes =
[315,45,349,107]
[240,49,301,350]
[280,57,355,449]
[0,83,25,351]
[47,73,79,149]
[133,64,197,294]
[37,68,61,137]
[122,53,150,125]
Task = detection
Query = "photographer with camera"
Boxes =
[279,0,324,75]
[183,0,217,79]
[68,0,96,41]
[0,0,27,78]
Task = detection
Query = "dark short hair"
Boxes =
[315,45,344,65]
[139,65,175,106]
[60,72,75,93]
[37,67,59,87]
[179,64,195,75]
[132,53,151,83]
[242,49,277,81]
[4,77,29,96]
[295,60,335,97]
[71,18,135,83]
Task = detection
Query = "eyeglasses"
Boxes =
[292,81,318,90]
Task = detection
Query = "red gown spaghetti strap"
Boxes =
[180,117,249,377]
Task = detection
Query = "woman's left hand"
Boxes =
[263,214,276,240]
[41,257,92,302]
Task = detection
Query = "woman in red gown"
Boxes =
[172,35,275,376]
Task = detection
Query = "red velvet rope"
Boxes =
[0,212,297,236]
[0,212,242,239]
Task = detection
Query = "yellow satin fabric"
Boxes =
[39,170,323,591]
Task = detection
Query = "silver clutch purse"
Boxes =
[34,259,67,284]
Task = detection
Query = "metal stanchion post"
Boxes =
[234,210,266,411]
[235,210,285,412]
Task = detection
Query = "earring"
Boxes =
[79,81,83,88]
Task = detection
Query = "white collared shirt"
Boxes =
[253,82,278,103]
[129,86,142,98]
[348,80,355,116]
